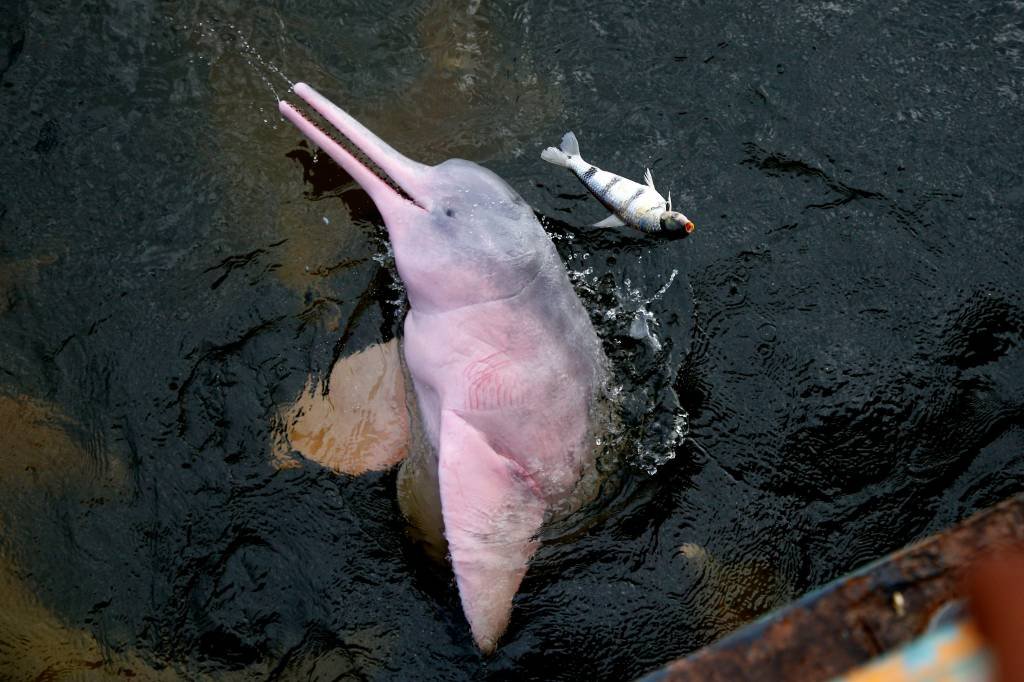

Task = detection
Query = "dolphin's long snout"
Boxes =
[279,83,430,212]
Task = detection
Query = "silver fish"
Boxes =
[541,132,695,235]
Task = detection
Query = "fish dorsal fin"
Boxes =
[593,214,626,228]
[667,190,672,212]
[643,168,656,190]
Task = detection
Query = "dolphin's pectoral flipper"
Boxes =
[436,410,546,654]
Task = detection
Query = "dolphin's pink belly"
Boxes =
[401,280,601,651]
[403,300,595,486]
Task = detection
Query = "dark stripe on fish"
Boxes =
[594,192,619,214]
[581,166,598,182]
[625,188,645,207]
[604,176,621,192]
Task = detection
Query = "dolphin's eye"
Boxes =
[445,208,455,218]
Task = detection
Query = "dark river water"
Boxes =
[2,0,1023,679]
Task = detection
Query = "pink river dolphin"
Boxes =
[279,83,607,652]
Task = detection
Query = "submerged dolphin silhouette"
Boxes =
[279,83,606,652]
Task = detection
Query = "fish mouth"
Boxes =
[279,83,429,212]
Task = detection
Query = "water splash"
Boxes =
[563,251,689,474]
[372,239,408,319]
[618,270,688,474]
[190,20,296,125]
[621,269,678,352]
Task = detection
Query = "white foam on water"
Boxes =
[562,251,690,474]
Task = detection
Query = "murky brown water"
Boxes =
[1,0,1023,679]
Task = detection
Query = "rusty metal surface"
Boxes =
[639,494,1024,682]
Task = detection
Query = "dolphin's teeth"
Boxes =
[285,101,417,206]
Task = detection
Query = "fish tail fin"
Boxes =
[559,131,580,156]
[541,146,571,167]
[540,131,582,167]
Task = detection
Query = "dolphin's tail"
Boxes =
[541,131,581,167]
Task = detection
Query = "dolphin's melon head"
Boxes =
[390,159,550,314]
